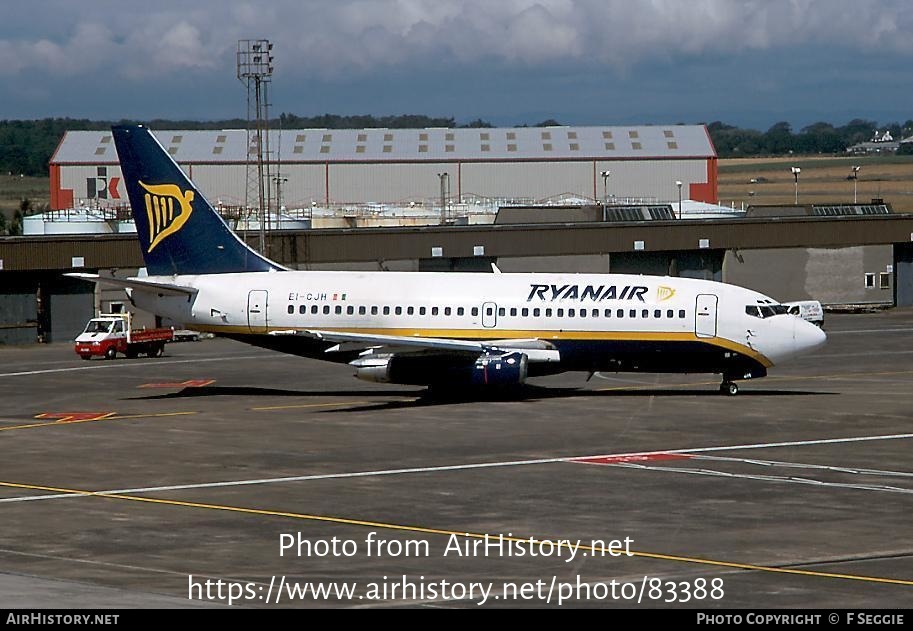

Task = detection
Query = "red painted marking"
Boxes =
[139,379,215,389]
[108,176,121,199]
[574,453,693,465]
[35,412,115,424]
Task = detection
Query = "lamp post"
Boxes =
[675,180,683,220]
[600,170,610,222]
[437,172,449,223]
[273,176,287,230]
[851,165,861,203]
[791,167,801,205]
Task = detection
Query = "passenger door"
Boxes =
[695,294,718,338]
[481,302,498,328]
[248,290,269,332]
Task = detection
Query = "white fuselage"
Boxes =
[131,270,826,378]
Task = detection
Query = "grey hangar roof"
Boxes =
[52,125,716,164]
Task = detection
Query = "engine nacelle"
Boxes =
[469,351,528,386]
[352,352,529,387]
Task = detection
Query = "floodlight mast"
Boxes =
[237,39,274,254]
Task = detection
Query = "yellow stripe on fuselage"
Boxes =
[192,324,774,368]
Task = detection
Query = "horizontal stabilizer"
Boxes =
[65,273,197,296]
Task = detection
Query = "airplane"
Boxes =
[69,125,826,395]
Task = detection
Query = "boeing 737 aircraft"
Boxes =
[70,126,826,395]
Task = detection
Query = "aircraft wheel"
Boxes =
[720,381,739,396]
[104,347,117,360]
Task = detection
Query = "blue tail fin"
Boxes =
[112,125,283,275]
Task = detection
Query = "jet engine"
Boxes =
[353,352,529,387]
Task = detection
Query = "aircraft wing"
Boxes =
[65,273,198,296]
[270,329,561,363]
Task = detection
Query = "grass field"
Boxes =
[0,175,50,218]
[718,155,913,212]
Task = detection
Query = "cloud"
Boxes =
[0,0,911,81]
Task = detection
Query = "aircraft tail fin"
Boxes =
[112,125,284,276]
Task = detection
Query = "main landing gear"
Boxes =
[719,380,739,396]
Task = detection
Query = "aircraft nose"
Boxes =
[795,318,827,353]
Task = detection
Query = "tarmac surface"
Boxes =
[1,310,912,609]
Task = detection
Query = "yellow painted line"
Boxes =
[0,411,197,433]
[0,478,910,587]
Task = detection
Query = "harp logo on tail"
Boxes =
[139,181,195,253]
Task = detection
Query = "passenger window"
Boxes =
[666,309,673,318]
[419,307,426,316]
[458,307,465,316]
[498,308,506,317]
[287,305,294,314]
[407,307,414,315]
[359,306,366,315]
[395,307,402,315]
[486,307,493,316]
[432,307,439,316]
[471,307,478,316]
[311,305,318,315]
[335,306,342,315]
[642,309,649,318]
[678,310,686,318]
[347,306,354,315]
[568,308,576,317]
[533,308,540,317]
[444,307,451,316]
[592,309,598,318]
[521,308,529,317]
[617,309,624,318]
[579,309,586,318]
[383,306,390,315]
[510,308,517,317]
[557,309,564,317]
[654,309,661,318]
[300,305,307,314]
[604,309,612,318]
[323,305,330,315]
[545,308,552,317]
[629,309,636,318]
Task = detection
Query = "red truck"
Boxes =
[74,313,173,360]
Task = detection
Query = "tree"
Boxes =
[763,121,794,154]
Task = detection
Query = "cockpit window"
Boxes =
[746,304,788,319]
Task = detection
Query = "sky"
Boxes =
[1,0,912,130]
